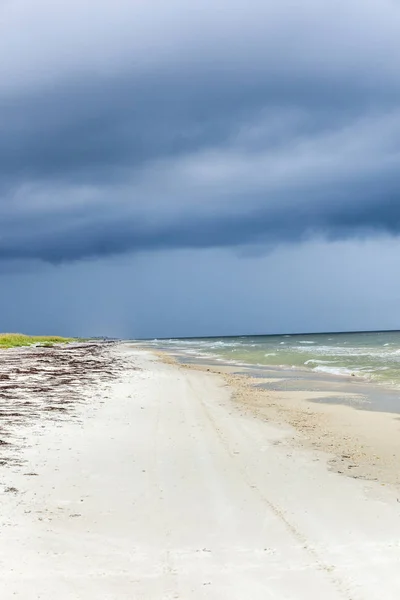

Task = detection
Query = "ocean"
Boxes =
[142,331,400,390]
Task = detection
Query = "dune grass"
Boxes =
[0,333,76,349]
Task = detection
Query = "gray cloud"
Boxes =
[2,0,400,263]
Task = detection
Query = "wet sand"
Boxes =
[154,349,400,488]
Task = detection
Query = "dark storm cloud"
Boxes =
[2,0,400,263]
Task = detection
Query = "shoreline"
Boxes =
[134,340,400,408]
[151,348,400,489]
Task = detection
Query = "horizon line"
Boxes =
[132,328,400,341]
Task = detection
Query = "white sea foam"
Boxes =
[313,365,363,377]
[304,359,338,365]
[293,344,400,360]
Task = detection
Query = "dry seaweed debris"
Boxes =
[0,342,130,468]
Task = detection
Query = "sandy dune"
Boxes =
[1,345,400,599]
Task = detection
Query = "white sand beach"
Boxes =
[1,344,400,599]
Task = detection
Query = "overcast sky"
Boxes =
[1,0,400,338]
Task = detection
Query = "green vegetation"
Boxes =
[0,333,76,349]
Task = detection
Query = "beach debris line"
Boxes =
[0,342,124,470]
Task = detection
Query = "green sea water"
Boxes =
[144,331,400,389]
